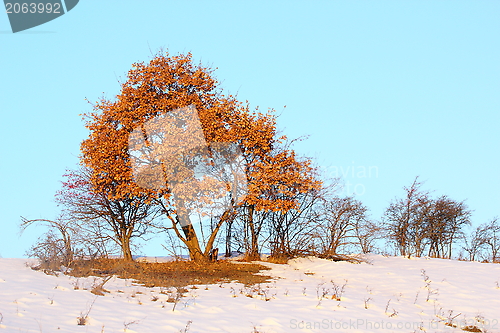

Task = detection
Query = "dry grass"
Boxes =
[67,258,273,288]
[265,252,369,264]
[444,322,482,332]
[91,276,112,296]
[77,297,97,325]
[461,326,482,332]
[265,255,291,264]
[316,253,368,264]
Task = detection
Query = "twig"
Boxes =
[179,320,192,333]
[77,296,97,325]
[124,320,140,330]
[364,297,372,309]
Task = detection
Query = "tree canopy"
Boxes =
[80,51,320,261]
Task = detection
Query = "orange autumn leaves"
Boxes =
[81,51,320,214]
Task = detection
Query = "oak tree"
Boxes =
[81,51,320,262]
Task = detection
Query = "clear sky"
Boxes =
[1,1,499,258]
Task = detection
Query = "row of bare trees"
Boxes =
[221,176,498,262]
[214,180,380,259]
[22,172,499,264]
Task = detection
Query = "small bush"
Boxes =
[179,320,192,333]
[26,231,67,274]
[76,297,97,326]
[265,255,290,264]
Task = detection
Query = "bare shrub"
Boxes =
[382,177,471,258]
[311,196,370,256]
[484,218,500,262]
[91,276,112,296]
[77,297,97,326]
[460,218,500,263]
[25,230,67,275]
[179,320,192,333]
[21,214,115,274]
[331,279,348,301]
[124,320,140,331]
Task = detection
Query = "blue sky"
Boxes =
[1,1,499,258]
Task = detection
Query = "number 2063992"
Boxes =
[5,2,61,14]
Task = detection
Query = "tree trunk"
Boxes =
[121,235,133,261]
[225,219,233,257]
[246,205,260,261]
[181,223,206,262]
[175,199,207,262]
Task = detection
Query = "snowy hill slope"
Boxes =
[1,255,499,333]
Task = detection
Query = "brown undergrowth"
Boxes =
[67,258,273,288]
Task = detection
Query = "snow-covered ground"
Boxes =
[1,254,500,333]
